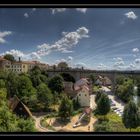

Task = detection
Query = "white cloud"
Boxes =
[51,8,66,14]
[36,27,89,57]
[0,31,12,44]
[135,58,140,64]
[68,56,73,61]
[24,13,29,18]
[97,63,108,70]
[32,8,36,11]
[1,49,25,59]
[74,62,87,68]
[125,11,137,20]
[76,8,87,13]
[113,57,125,70]
[132,48,139,53]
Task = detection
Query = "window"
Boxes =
[79,94,81,96]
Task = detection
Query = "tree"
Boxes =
[0,79,6,89]
[59,95,73,121]
[95,91,102,103]
[17,118,36,132]
[6,72,19,98]
[36,83,53,108]
[88,74,96,84]
[17,75,37,104]
[30,65,48,87]
[48,75,64,94]
[73,97,80,110]
[115,78,134,102]
[57,62,68,69]
[122,101,140,131]
[96,94,110,118]
[137,83,140,96]
[4,54,15,62]
[60,73,75,83]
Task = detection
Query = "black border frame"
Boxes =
[0,3,140,137]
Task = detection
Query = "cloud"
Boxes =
[51,8,66,14]
[24,13,29,18]
[68,56,73,61]
[36,27,89,57]
[32,8,36,11]
[74,62,87,68]
[135,58,140,64]
[0,31,12,44]
[132,48,139,53]
[1,49,25,58]
[125,11,137,20]
[113,57,125,69]
[76,8,87,13]
[97,63,108,70]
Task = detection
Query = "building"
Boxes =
[9,95,32,119]
[0,57,49,73]
[63,78,92,107]
[74,78,91,107]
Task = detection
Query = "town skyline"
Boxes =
[1,8,140,70]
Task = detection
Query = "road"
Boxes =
[32,113,54,132]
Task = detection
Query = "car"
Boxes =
[111,103,116,106]
[112,107,117,110]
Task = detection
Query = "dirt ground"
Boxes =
[46,114,97,132]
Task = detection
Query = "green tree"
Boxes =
[115,78,134,102]
[48,75,64,94]
[88,74,96,84]
[4,54,15,62]
[59,95,73,121]
[0,79,6,89]
[137,83,140,96]
[36,83,53,107]
[72,97,80,110]
[17,118,36,132]
[57,62,68,69]
[60,73,75,83]
[17,75,37,104]
[30,65,48,87]
[122,101,140,132]
[96,94,110,118]
[95,91,102,103]
[6,72,19,98]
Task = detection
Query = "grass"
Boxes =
[93,85,102,93]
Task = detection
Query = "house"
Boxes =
[9,95,32,119]
[0,56,49,73]
[74,78,91,107]
[95,75,112,86]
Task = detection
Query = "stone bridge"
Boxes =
[46,69,140,93]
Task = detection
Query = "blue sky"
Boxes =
[0,8,140,70]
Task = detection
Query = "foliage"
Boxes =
[88,74,96,84]
[4,54,15,62]
[57,62,68,69]
[58,95,73,121]
[17,75,37,104]
[0,79,6,89]
[96,94,110,116]
[122,101,140,131]
[6,72,19,98]
[30,66,47,87]
[115,78,134,102]
[95,91,102,103]
[72,97,80,110]
[48,75,64,94]
[36,83,53,107]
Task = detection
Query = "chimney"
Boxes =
[19,57,21,62]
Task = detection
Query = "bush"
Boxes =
[94,121,111,132]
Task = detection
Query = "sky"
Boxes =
[1,8,140,70]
